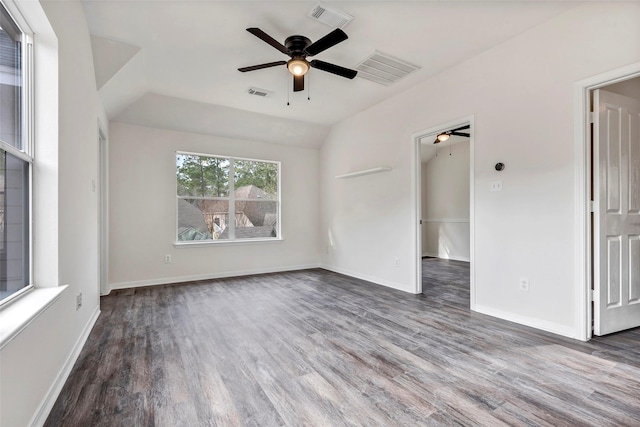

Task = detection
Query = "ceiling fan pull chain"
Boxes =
[287,76,290,106]
[308,73,311,101]
[449,140,452,156]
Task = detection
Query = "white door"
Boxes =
[593,89,640,336]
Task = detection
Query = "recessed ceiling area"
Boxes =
[115,93,331,148]
[82,1,578,145]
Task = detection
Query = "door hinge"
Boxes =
[589,200,595,212]
[589,112,595,123]
[589,288,594,302]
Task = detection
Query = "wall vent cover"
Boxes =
[247,87,273,98]
[308,2,353,29]
[355,51,421,86]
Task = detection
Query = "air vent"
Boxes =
[355,51,421,86]
[247,87,273,98]
[308,2,353,29]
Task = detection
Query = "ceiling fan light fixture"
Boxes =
[240,27,357,94]
[287,58,309,76]
[437,133,450,142]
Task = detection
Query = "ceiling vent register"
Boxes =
[355,51,421,86]
[247,87,273,98]
[308,2,353,29]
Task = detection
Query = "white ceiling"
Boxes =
[81,0,577,147]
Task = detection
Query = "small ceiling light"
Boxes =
[287,58,309,76]
[436,133,450,143]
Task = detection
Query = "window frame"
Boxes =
[175,150,281,246]
[0,0,34,308]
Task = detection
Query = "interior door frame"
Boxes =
[98,123,109,296]
[574,62,640,341]
[411,115,475,309]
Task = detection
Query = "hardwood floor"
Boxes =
[421,257,470,309]
[45,262,640,426]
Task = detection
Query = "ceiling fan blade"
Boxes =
[433,138,440,144]
[310,59,357,79]
[305,29,348,56]
[293,74,304,92]
[450,132,470,137]
[246,28,289,55]
[238,61,287,72]
[450,125,470,132]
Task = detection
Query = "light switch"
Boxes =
[491,180,502,192]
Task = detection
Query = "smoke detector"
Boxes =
[308,2,353,29]
[247,87,273,98]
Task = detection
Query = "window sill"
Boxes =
[174,238,284,248]
[0,285,68,350]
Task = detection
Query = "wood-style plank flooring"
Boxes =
[45,260,640,426]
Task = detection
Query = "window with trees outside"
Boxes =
[176,152,280,243]
[0,1,32,305]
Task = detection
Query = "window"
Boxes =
[0,1,32,304]
[176,152,280,243]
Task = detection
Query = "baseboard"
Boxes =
[30,306,101,427]
[422,252,470,262]
[109,263,321,291]
[474,304,580,340]
[320,264,415,294]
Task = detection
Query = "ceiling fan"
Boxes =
[433,125,470,144]
[238,27,357,92]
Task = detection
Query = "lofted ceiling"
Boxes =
[81,0,577,147]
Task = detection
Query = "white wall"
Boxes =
[108,122,320,289]
[320,2,640,339]
[0,1,105,425]
[421,141,470,261]
[46,0,106,314]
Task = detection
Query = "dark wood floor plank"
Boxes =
[44,261,640,426]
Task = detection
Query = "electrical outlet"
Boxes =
[165,254,172,264]
[519,277,530,292]
[491,180,503,192]
[76,292,82,310]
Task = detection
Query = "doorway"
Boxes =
[412,117,475,309]
[420,131,471,262]
[576,63,640,340]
